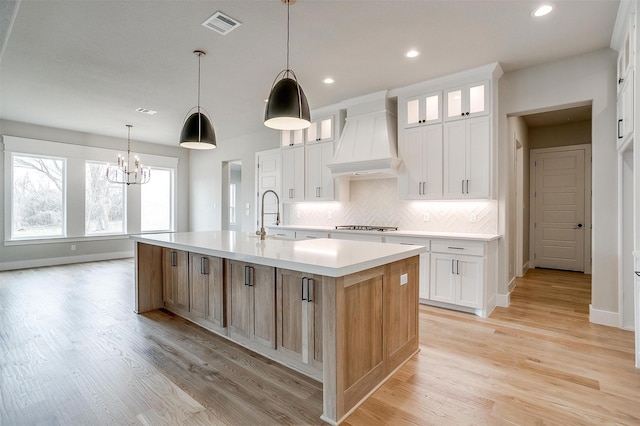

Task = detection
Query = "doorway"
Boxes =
[511,104,592,276]
[222,160,242,231]
[530,146,590,272]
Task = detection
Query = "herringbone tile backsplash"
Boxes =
[285,178,497,234]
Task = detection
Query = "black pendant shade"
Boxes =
[264,73,310,130]
[264,0,311,131]
[180,111,216,149]
[180,49,216,150]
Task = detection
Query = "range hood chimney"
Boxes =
[327,91,399,178]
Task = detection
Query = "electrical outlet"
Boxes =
[400,273,408,285]
[469,213,477,223]
[71,244,76,251]
[423,212,430,222]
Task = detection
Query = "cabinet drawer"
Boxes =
[383,235,431,251]
[431,239,484,256]
[296,230,330,240]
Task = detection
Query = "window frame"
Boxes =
[3,135,178,245]
[9,152,67,241]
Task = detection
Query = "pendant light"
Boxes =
[106,125,150,185]
[180,50,216,149]
[264,0,310,131]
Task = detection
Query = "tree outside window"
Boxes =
[12,154,65,239]
[85,162,125,235]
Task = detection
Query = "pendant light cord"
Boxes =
[197,53,201,114]
[286,0,290,73]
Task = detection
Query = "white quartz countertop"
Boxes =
[266,225,500,242]
[131,231,425,277]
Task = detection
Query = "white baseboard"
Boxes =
[496,293,510,307]
[522,261,529,273]
[589,305,620,328]
[0,251,134,271]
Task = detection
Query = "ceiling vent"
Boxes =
[202,11,242,35]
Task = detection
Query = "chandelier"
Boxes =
[106,124,150,185]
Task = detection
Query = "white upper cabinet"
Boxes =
[281,129,304,147]
[443,116,490,199]
[404,92,442,128]
[305,141,335,201]
[400,125,443,200]
[281,146,305,201]
[306,116,335,143]
[444,80,489,121]
[617,17,634,94]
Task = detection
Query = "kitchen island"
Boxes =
[131,231,425,425]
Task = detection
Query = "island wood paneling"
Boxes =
[2,261,639,425]
[134,242,163,313]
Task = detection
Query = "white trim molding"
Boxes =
[0,251,133,271]
[589,304,620,328]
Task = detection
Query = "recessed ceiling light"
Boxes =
[532,4,553,17]
[323,77,334,84]
[135,107,158,115]
[405,49,420,58]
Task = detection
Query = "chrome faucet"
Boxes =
[257,190,280,240]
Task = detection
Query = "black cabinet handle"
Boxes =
[619,77,624,84]
[301,277,307,301]
[307,279,314,303]
[170,251,177,267]
[466,179,469,194]
[465,112,470,116]
[575,223,583,229]
[457,260,460,275]
[618,119,623,139]
[244,266,249,286]
[200,257,209,275]
[635,271,640,277]
[451,259,455,275]
[461,113,465,117]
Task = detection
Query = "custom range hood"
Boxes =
[327,91,400,178]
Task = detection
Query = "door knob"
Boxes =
[575,223,583,229]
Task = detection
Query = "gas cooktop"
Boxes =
[334,225,398,232]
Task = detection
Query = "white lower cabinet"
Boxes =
[429,239,496,317]
[430,253,482,308]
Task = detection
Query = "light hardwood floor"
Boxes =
[1,261,638,425]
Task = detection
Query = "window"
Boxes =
[11,154,65,239]
[85,162,125,235]
[141,168,173,232]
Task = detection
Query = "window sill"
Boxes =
[4,234,132,246]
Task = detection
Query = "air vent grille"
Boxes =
[202,11,242,35]
[135,107,158,115]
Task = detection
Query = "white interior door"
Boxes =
[533,149,585,271]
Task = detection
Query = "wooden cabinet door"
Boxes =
[227,260,251,339]
[163,247,188,311]
[251,263,276,349]
[277,269,305,359]
[189,253,207,319]
[277,269,323,369]
[205,256,224,328]
[385,256,419,369]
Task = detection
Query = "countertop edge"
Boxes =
[130,234,425,278]
[266,225,501,242]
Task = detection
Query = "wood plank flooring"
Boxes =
[1,262,638,425]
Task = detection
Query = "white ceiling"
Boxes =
[0,0,619,146]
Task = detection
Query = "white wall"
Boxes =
[189,129,279,232]
[0,119,189,269]
[498,48,619,322]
